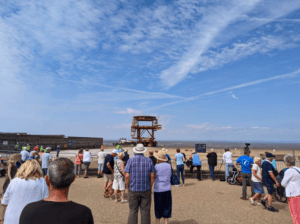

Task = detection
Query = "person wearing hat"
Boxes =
[154,150,172,224]
[162,148,171,164]
[20,147,30,164]
[103,149,118,198]
[206,149,217,181]
[124,144,155,224]
[234,149,254,200]
[260,153,280,212]
[189,150,202,181]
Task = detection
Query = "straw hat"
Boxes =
[133,143,147,154]
[156,150,168,162]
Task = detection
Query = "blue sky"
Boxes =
[1,0,300,142]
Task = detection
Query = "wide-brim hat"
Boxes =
[162,148,168,152]
[155,150,168,161]
[133,143,147,154]
[266,153,275,158]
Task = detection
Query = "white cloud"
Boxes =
[147,69,300,111]
[251,127,270,130]
[231,94,239,100]
[115,108,142,115]
[187,123,232,131]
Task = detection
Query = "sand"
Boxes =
[0,176,292,224]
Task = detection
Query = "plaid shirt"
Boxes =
[124,154,155,192]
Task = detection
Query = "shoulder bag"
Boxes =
[170,167,180,185]
[116,161,125,182]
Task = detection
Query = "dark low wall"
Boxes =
[0,133,103,150]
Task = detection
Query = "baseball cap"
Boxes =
[112,149,118,154]
[266,153,275,158]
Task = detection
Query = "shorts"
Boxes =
[104,174,113,182]
[253,181,264,194]
[113,177,125,191]
[83,162,90,171]
[264,180,274,194]
[42,168,48,176]
[98,163,104,171]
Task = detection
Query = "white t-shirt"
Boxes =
[223,151,232,163]
[251,163,262,182]
[83,151,91,163]
[1,177,49,224]
[97,151,106,164]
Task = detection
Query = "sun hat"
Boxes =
[156,150,168,162]
[210,148,214,152]
[162,148,168,152]
[266,153,275,158]
[133,143,147,154]
[112,149,118,154]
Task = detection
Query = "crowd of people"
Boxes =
[0,144,299,224]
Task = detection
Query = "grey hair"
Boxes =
[284,154,296,166]
[47,158,75,189]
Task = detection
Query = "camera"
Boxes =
[244,143,250,150]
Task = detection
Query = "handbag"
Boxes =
[170,167,180,185]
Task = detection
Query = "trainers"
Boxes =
[261,200,267,209]
[249,197,255,204]
[257,202,262,206]
[97,174,101,178]
[121,199,128,203]
[115,199,118,203]
[268,206,279,212]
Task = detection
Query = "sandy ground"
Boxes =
[0,176,292,224]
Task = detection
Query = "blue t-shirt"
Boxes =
[236,155,253,174]
[192,154,201,166]
[166,154,171,163]
[175,153,184,165]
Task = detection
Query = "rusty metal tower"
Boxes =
[131,116,162,147]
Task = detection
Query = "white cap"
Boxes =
[112,149,118,154]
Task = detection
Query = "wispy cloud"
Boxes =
[231,94,239,100]
[187,123,232,131]
[148,69,300,111]
[115,108,142,115]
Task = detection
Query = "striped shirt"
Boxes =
[124,154,154,192]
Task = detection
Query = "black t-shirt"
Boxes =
[103,154,114,174]
[122,152,130,163]
[149,156,157,166]
[20,200,94,224]
[207,152,217,166]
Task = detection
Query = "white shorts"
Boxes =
[112,177,125,191]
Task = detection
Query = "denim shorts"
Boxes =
[98,163,104,171]
[253,181,264,194]
[42,168,48,176]
[264,180,274,194]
